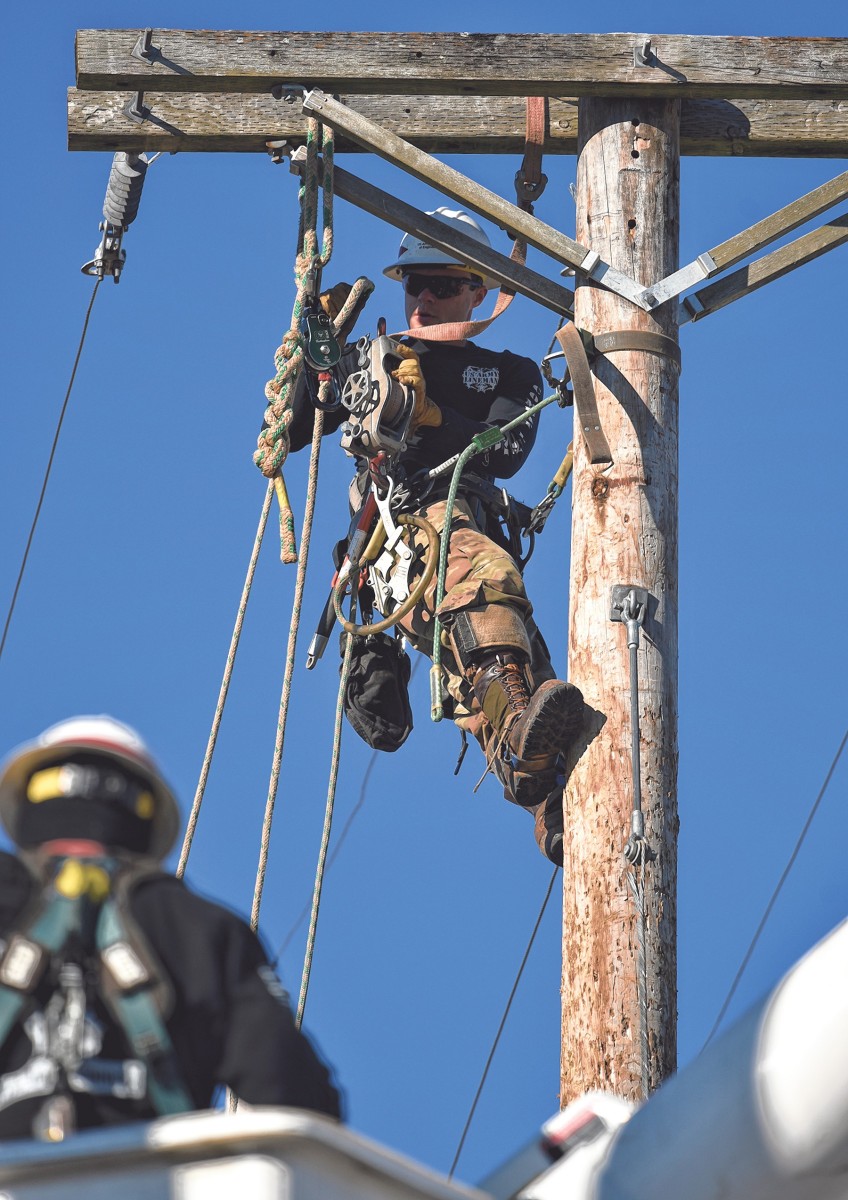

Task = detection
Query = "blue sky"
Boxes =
[1,0,846,1186]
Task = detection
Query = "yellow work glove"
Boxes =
[392,344,442,429]
[319,282,353,323]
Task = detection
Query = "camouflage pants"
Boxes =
[395,497,562,855]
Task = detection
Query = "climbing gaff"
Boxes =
[81,152,150,284]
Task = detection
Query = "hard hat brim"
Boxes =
[383,252,498,291]
[0,737,180,860]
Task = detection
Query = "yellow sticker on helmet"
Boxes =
[135,791,155,820]
[26,767,65,803]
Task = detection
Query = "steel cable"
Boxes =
[701,723,848,1052]
[449,865,559,1179]
[0,280,101,671]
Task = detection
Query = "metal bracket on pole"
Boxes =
[270,83,307,103]
[577,250,654,312]
[610,586,648,640]
[131,28,157,63]
[633,36,654,67]
[610,585,650,863]
[641,251,718,309]
[123,92,148,124]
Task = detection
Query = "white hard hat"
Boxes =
[383,207,497,288]
[0,716,180,859]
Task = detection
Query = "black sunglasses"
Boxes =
[402,274,483,299]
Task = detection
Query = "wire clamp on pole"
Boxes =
[611,584,653,1095]
[610,583,650,859]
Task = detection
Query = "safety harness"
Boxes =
[0,848,192,1136]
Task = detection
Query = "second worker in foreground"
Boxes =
[274,209,584,864]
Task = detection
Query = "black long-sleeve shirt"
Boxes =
[0,852,341,1139]
[287,339,544,484]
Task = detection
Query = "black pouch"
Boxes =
[341,633,414,752]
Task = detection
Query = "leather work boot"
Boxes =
[471,655,584,809]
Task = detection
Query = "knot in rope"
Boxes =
[255,334,305,478]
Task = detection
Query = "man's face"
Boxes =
[402,267,488,330]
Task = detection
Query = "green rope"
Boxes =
[429,392,561,721]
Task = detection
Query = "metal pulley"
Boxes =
[339,335,415,459]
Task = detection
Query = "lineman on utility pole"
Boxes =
[279,208,584,863]
[0,716,341,1142]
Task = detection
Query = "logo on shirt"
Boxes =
[462,365,500,393]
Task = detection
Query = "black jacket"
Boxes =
[0,851,341,1139]
[287,339,544,484]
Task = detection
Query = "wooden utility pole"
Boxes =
[562,98,681,1102]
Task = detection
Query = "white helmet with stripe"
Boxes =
[382,207,497,288]
[0,716,179,859]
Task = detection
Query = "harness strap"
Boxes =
[0,857,193,1119]
[0,894,83,1049]
[96,900,193,1116]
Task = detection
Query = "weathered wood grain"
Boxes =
[67,90,848,158]
[563,98,680,1104]
[76,30,848,100]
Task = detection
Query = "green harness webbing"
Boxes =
[0,856,192,1117]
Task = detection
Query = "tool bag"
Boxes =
[341,632,414,752]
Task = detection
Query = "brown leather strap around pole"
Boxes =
[593,330,682,371]
[554,323,613,466]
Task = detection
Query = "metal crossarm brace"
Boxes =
[646,170,848,308]
[300,88,651,311]
[284,148,575,318]
[679,212,848,323]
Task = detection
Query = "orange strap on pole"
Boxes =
[394,98,548,345]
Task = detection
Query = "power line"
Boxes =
[701,723,848,1052]
[0,280,102,670]
[449,865,559,1180]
